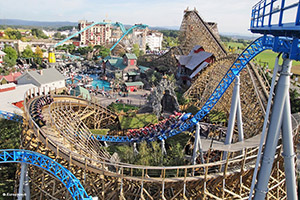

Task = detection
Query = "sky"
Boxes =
[0,0,260,35]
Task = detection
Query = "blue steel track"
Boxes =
[2,36,299,143]
[0,149,91,200]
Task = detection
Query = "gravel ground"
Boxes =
[94,89,150,107]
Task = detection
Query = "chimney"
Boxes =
[40,70,43,76]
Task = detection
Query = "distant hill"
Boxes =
[220,32,259,40]
[149,26,180,30]
[0,19,77,28]
[0,18,180,30]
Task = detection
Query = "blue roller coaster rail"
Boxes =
[0,149,91,200]
[54,21,148,52]
[109,24,147,51]
[0,110,23,122]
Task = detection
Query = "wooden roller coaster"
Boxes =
[19,9,299,200]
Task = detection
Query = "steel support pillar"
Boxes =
[249,55,280,199]
[223,76,243,160]
[161,139,167,156]
[18,163,27,200]
[225,75,243,145]
[236,96,244,141]
[24,167,30,200]
[192,123,204,165]
[133,143,139,155]
[254,56,296,199]
[281,92,297,199]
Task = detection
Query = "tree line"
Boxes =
[0,119,22,196]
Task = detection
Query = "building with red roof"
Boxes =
[1,72,23,84]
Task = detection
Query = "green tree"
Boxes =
[137,141,151,166]
[3,46,17,67]
[57,26,74,31]
[34,46,43,64]
[146,70,162,86]
[94,45,110,58]
[165,143,185,166]
[163,36,178,48]
[31,28,48,39]
[132,44,140,57]
[0,119,22,196]
[53,32,66,39]
[34,46,43,58]
[21,45,34,58]
[4,28,22,40]
[75,46,93,56]
[151,141,163,165]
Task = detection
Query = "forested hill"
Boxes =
[0,19,77,28]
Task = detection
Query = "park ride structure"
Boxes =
[1,1,300,199]
[48,22,148,63]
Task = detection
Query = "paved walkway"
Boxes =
[94,90,150,107]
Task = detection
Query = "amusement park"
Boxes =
[1,0,300,199]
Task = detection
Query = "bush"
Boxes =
[0,119,22,196]
[90,129,109,135]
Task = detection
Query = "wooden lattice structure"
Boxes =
[138,8,227,72]
[19,83,299,199]
[184,54,269,141]
[17,8,299,200]
[138,46,183,72]
[178,9,227,58]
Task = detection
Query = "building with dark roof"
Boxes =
[176,45,215,86]
[105,54,140,81]
[17,68,66,89]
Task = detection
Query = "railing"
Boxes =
[22,86,299,184]
[251,0,300,37]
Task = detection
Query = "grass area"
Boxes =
[225,42,246,49]
[224,42,300,73]
[166,131,191,148]
[90,129,110,135]
[253,50,300,71]
[119,113,158,129]
[107,102,139,113]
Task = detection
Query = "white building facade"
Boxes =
[146,31,163,50]
[78,20,112,46]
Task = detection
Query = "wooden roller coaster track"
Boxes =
[17,8,300,200]
[20,80,299,200]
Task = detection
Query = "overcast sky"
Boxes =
[0,0,259,35]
